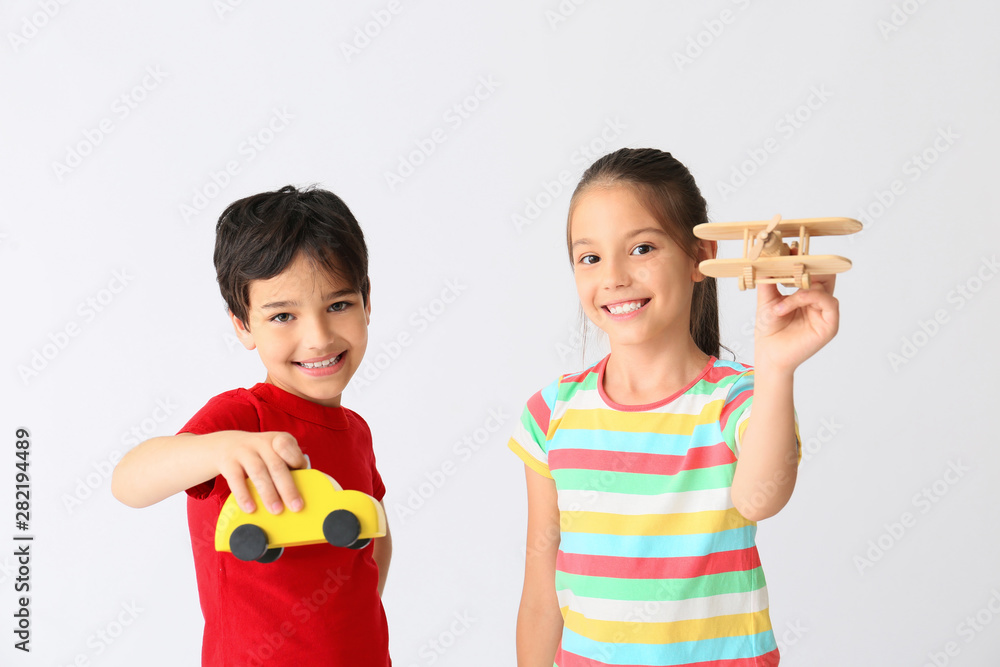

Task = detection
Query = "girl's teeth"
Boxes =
[608,301,645,315]
[299,354,342,369]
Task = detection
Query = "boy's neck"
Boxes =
[264,375,344,408]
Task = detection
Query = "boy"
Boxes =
[112,185,391,666]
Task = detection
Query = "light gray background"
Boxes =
[3,1,998,665]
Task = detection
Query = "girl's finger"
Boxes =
[774,286,838,318]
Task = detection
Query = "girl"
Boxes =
[509,148,838,666]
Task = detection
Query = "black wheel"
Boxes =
[347,538,371,550]
[323,509,361,548]
[230,524,268,561]
[257,547,284,563]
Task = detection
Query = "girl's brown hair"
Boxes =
[566,148,720,358]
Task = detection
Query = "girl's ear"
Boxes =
[229,311,256,350]
[691,240,717,282]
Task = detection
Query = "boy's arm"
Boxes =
[731,276,839,521]
[372,509,391,596]
[111,430,306,514]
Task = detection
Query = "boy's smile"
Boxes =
[230,252,370,407]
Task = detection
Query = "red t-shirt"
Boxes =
[181,382,390,666]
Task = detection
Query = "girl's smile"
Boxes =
[601,298,651,318]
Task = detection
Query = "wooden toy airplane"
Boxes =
[693,215,862,290]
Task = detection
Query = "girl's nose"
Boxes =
[600,257,631,289]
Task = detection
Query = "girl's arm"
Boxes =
[111,430,306,514]
[517,465,563,665]
[731,276,839,521]
[373,511,392,596]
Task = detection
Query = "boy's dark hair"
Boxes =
[215,185,370,327]
[567,148,721,358]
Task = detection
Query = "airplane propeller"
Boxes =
[748,214,782,260]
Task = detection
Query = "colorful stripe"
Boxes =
[509,355,790,666]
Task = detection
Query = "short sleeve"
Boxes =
[720,370,802,463]
[178,391,261,499]
[508,380,559,479]
[360,418,386,502]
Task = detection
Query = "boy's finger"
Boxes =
[271,432,306,469]
[242,457,284,516]
[220,462,256,514]
[267,459,304,513]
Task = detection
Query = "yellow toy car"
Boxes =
[215,468,386,563]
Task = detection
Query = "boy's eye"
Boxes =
[579,254,599,265]
[631,243,654,256]
[329,302,349,312]
[271,313,292,323]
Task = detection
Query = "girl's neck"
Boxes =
[602,337,711,406]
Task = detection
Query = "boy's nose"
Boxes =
[302,315,335,349]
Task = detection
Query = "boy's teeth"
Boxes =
[299,354,341,369]
[608,300,645,315]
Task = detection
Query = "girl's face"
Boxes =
[569,185,709,349]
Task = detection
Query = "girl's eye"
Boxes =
[579,254,599,265]
[330,302,349,312]
[272,313,292,323]
[631,243,654,256]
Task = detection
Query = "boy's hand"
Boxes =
[753,274,839,375]
[216,431,307,515]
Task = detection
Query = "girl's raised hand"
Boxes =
[753,274,839,375]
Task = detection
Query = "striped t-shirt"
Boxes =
[509,354,795,667]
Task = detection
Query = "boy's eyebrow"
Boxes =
[571,227,666,249]
[259,289,357,311]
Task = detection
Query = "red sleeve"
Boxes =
[178,390,260,500]
[346,410,385,502]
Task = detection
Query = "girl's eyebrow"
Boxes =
[259,289,355,311]
[571,227,666,249]
[626,226,667,239]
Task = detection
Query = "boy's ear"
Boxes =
[229,311,256,350]
[364,280,372,325]
[691,240,717,283]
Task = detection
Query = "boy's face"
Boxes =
[231,252,370,407]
